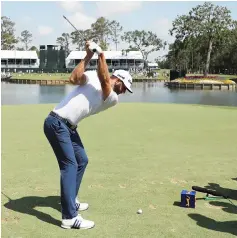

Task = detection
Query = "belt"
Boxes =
[49,111,77,130]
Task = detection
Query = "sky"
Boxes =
[1,1,237,61]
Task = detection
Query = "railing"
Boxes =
[66,63,144,69]
[1,64,39,68]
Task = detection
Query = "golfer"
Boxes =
[43,41,133,229]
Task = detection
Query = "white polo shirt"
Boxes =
[53,70,118,125]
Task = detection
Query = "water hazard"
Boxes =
[1,82,237,106]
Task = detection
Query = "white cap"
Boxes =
[112,70,133,93]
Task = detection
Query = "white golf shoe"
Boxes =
[61,214,95,229]
[76,198,89,211]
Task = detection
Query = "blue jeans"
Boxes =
[43,114,88,219]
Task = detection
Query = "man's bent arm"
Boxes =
[69,55,92,85]
[97,53,112,100]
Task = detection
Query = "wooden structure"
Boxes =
[164,82,236,90]
[1,78,162,85]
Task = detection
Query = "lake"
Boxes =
[1,82,237,106]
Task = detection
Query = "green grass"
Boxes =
[11,71,237,82]
[12,73,70,80]
[2,103,237,238]
[11,72,169,81]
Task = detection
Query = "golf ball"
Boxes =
[137,209,143,214]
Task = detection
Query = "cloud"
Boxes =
[64,12,96,30]
[60,1,83,12]
[59,1,95,31]
[95,1,142,16]
[152,18,174,44]
[37,26,53,35]
[145,17,175,60]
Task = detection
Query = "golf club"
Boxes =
[1,192,12,201]
[63,15,97,53]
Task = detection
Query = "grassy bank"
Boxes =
[10,71,237,82]
[12,73,70,81]
[11,71,169,81]
[2,103,237,238]
[10,69,169,81]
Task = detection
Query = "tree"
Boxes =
[99,41,109,51]
[155,57,170,69]
[56,33,70,56]
[122,30,165,63]
[209,20,237,73]
[71,29,93,50]
[170,2,233,76]
[19,30,32,50]
[16,47,24,51]
[109,20,123,50]
[1,16,18,50]
[166,40,188,70]
[71,30,84,51]
[91,17,111,50]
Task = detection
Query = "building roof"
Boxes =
[67,51,143,60]
[148,63,158,67]
[1,50,38,59]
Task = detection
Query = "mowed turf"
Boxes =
[1,103,237,238]
[11,70,169,81]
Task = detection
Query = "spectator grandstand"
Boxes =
[1,50,39,73]
[1,49,145,73]
[66,51,144,72]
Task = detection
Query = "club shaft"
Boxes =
[63,15,87,42]
[63,15,78,32]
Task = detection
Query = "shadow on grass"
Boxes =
[3,194,61,227]
[173,201,181,207]
[209,201,237,215]
[203,181,237,215]
[188,179,237,236]
[188,214,237,236]
[204,182,237,201]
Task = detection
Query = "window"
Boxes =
[112,60,119,66]
[1,59,7,65]
[23,59,30,65]
[31,59,37,65]
[16,59,22,65]
[135,60,142,65]
[106,59,111,65]
[120,59,127,66]
[7,59,15,65]
[75,59,81,64]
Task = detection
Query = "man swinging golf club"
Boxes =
[43,41,133,229]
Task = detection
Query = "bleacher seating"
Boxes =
[1,50,39,72]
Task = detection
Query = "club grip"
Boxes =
[88,42,102,54]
